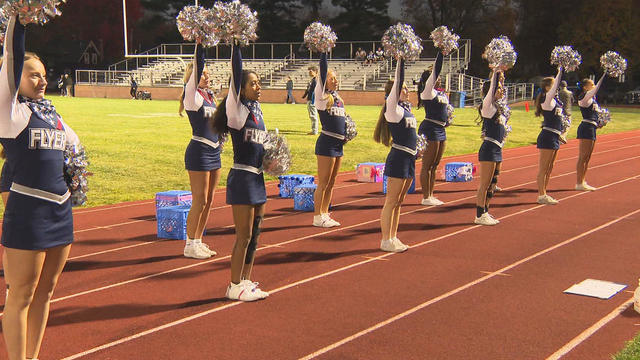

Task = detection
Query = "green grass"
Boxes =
[613,331,640,360]
[0,95,639,215]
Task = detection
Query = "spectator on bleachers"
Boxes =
[285,76,295,104]
[302,65,319,134]
[375,47,384,61]
[366,51,375,64]
[355,48,367,62]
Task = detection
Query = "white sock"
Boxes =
[193,238,202,244]
[186,238,194,247]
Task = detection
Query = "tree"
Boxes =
[330,0,390,41]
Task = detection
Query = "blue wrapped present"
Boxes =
[445,162,474,182]
[383,175,416,194]
[157,205,190,240]
[155,190,192,217]
[293,184,317,211]
[278,174,315,198]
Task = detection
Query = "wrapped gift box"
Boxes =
[382,175,417,194]
[293,184,317,211]
[445,162,474,182]
[356,162,385,183]
[278,174,315,198]
[157,205,190,240]
[155,190,192,217]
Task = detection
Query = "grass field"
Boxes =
[615,331,640,360]
[1,95,638,214]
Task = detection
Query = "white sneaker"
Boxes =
[183,244,212,259]
[313,214,339,228]
[240,280,269,299]
[474,212,500,225]
[323,214,340,226]
[421,196,444,206]
[537,195,559,205]
[226,281,262,302]
[494,185,502,192]
[198,242,217,256]
[575,183,597,191]
[380,238,408,252]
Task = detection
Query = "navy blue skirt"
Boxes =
[536,130,560,150]
[384,148,416,179]
[2,191,74,250]
[0,161,12,192]
[315,133,344,157]
[418,120,446,141]
[478,141,503,162]
[226,168,267,205]
[576,122,597,140]
[185,140,222,171]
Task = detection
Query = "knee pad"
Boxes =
[245,216,263,264]
[487,190,494,199]
[491,176,498,184]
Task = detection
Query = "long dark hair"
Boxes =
[416,70,430,109]
[211,69,258,134]
[534,77,554,117]
[373,79,394,146]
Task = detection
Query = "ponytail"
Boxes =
[373,80,394,147]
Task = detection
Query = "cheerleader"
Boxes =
[178,42,221,259]
[1,17,80,360]
[312,53,345,227]
[374,59,415,252]
[575,74,605,191]
[418,52,449,206]
[475,71,506,225]
[212,45,268,302]
[535,67,564,204]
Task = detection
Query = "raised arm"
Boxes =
[314,53,328,111]
[420,52,443,100]
[384,59,405,123]
[542,67,563,109]
[225,45,249,130]
[183,44,204,111]
[481,71,497,118]
[0,16,30,138]
[578,73,605,107]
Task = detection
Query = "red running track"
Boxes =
[0,130,639,360]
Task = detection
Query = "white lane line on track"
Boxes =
[28,158,640,313]
[63,143,640,261]
[299,207,640,360]
[69,133,640,215]
[545,297,635,360]
[59,175,640,359]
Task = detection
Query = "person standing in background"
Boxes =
[302,66,319,135]
[285,76,295,104]
[64,73,73,97]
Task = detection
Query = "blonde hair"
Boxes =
[324,69,343,108]
[373,80,394,147]
[534,76,554,117]
[178,62,195,116]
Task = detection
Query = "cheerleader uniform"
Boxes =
[479,72,506,162]
[1,160,13,193]
[384,59,417,179]
[225,45,267,205]
[418,52,449,141]
[0,17,79,250]
[184,44,221,171]
[314,53,346,157]
[536,68,564,150]
[577,74,605,141]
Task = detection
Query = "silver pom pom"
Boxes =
[429,26,459,56]
[64,144,90,207]
[344,115,357,142]
[3,0,65,25]
[263,133,292,176]
[496,95,513,138]
[381,23,423,60]
[210,0,258,47]
[596,107,611,128]
[600,51,627,78]
[483,36,517,71]
[218,132,228,152]
[176,6,218,48]
[304,22,337,53]
[551,46,582,72]
[415,134,427,158]
[445,104,454,126]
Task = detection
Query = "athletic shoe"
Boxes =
[323,214,340,227]
[313,214,339,228]
[226,282,262,302]
[183,244,211,259]
[474,212,500,225]
[198,242,217,256]
[241,280,269,299]
[421,196,444,206]
[380,238,408,252]
[537,195,559,205]
[494,185,502,192]
[575,183,597,191]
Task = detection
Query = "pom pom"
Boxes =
[176,6,218,48]
[381,23,423,60]
[600,51,627,78]
[429,26,459,56]
[496,94,513,138]
[304,22,337,53]
[218,132,228,152]
[210,0,258,47]
[3,0,65,25]
[551,46,582,72]
[596,107,611,128]
[63,144,89,207]
[415,134,427,158]
[483,36,517,71]
[445,104,454,126]
[262,133,292,176]
[344,115,358,142]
